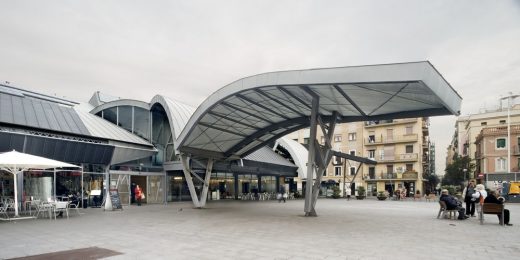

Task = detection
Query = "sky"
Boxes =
[1,0,519,175]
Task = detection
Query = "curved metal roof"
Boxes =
[150,95,196,140]
[176,61,462,159]
[274,137,314,179]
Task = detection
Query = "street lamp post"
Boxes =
[500,92,519,173]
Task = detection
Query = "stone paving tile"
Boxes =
[1,199,518,260]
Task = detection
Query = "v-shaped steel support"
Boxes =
[180,154,213,208]
[304,94,339,217]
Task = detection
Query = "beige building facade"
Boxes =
[286,117,430,198]
[453,104,520,178]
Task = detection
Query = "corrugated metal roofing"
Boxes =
[0,92,91,136]
[176,62,462,160]
[274,137,313,179]
[74,108,152,146]
[243,145,295,167]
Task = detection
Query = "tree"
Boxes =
[442,155,475,187]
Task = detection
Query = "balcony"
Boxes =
[365,118,418,128]
[365,134,418,145]
[379,153,418,163]
[365,171,418,181]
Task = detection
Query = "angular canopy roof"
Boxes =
[176,61,462,160]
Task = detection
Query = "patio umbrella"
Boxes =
[0,150,79,217]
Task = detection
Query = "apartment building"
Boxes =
[452,104,520,178]
[362,118,430,197]
[286,117,430,197]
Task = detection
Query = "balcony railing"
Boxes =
[364,118,418,127]
[365,134,418,145]
[365,171,418,180]
[379,153,418,162]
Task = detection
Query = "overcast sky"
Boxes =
[1,0,519,175]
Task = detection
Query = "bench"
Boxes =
[437,201,459,219]
[479,203,504,226]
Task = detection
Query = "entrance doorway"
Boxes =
[131,176,146,205]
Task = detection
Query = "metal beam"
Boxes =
[221,101,275,124]
[278,86,312,109]
[254,89,307,117]
[197,122,248,137]
[239,123,307,158]
[224,117,308,157]
[207,111,261,130]
[333,84,367,117]
[236,93,291,120]
[368,83,409,116]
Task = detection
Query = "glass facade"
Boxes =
[117,105,133,132]
[134,107,150,140]
[151,105,175,164]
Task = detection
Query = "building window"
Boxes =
[406,164,413,171]
[500,120,506,124]
[405,145,413,154]
[349,150,356,156]
[368,167,375,179]
[323,169,327,176]
[368,150,375,159]
[303,138,309,145]
[405,126,413,135]
[334,166,342,176]
[496,138,506,149]
[348,133,356,141]
[350,167,356,176]
[334,135,342,142]
[496,158,507,172]
[481,122,487,126]
[334,155,342,165]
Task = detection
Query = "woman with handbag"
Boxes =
[462,179,476,217]
[135,185,143,206]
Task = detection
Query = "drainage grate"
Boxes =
[8,246,123,260]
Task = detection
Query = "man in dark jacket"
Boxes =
[439,189,468,220]
[484,191,513,226]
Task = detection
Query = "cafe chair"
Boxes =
[54,201,69,219]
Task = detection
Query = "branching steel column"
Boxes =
[304,95,319,216]
[199,159,213,208]
[308,112,338,216]
[181,154,201,208]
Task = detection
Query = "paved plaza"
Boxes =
[1,198,518,260]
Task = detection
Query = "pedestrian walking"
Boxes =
[135,185,143,206]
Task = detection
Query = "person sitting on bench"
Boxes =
[439,189,468,220]
[484,191,513,226]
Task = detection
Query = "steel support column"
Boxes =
[181,154,201,208]
[304,95,319,216]
[180,154,213,208]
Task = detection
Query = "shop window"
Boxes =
[496,138,506,149]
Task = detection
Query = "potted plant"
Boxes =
[377,191,388,200]
[355,186,366,200]
[331,186,341,199]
